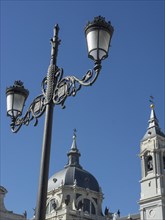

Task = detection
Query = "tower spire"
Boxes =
[142,101,165,140]
[71,129,77,150]
[65,129,82,168]
[148,103,159,129]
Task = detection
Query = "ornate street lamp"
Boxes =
[6,16,114,220]
[85,16,114,62]
[6,81,29,118]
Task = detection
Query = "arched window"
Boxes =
[65,195,70,205]
[46,204,49,215]
[163,155,165,170]
[46,198,58,214]
[84,199,90,213]
[147,155,153,171]
[50,199,56,212]
[91,202,96,214]
[77,199,96,215]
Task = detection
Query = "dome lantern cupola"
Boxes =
[65,129,82,169]
[48,130,100,192]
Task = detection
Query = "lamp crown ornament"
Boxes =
[6,80,29,95]
[14,80,23,87]
[85,15,114,34]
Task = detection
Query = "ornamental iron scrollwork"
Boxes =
[52,62,101,108]
[10,93,46,133]
[10,61,101,133]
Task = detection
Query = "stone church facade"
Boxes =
[1,104,165,220]
[0,186,26,220]
[45,104,165,220]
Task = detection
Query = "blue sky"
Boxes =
[1,0,164,219]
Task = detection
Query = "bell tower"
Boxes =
[139,103,165,219]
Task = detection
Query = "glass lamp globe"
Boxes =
[6,81,29,118]
[85,16,114,62]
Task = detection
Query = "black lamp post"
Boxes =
[6,16,114,220]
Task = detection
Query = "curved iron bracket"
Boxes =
[10,62,101,133]
[52,62,102,108]
[10,94,46,133]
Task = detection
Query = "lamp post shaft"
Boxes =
[35,102,54,220]
[35,24,60,220]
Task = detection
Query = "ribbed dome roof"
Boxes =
[48,131,100,192]
[48,166,100,192]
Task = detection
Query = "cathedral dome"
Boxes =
[48,166,100,192]
[48,131,100,193]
